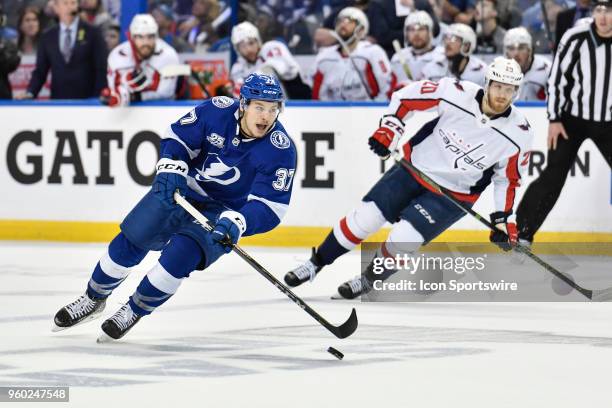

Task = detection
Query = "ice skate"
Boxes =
[284,248,323,287]
[53,293,106,332]
[98,303,142,341]
[333,275,373,300]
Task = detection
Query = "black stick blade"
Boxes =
[330,308,358,339]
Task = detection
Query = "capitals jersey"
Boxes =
[518,54,551,101]
[107,39,179,101]
[390,46,443,86]
[312,41,392,101]
[389,78,534,221]
[421,54,487,87]
[162,96,297,236]
[230,40,302,94]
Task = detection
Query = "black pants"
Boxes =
[517,115,612,242]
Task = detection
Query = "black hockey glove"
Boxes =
[489,211,518,252]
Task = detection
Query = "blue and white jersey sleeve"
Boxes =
[239,135,297,236]
[160,103,210,162]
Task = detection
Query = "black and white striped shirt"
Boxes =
[547,22,612,123]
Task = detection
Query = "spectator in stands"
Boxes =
[522,0,568,52]
[421,23,486,86]
[0,4,21,99]
[101,14,179,107]
[101,19,119,51]
[17,6,42,56]
[2,0,46,30]
[474,0,506,53]
[315,0,399,56]
[441,0,476,24]
[0,3,18,42]
[19,0,107,99]
[555,0,592,49]
[151,3,193,52]
[79,0,112,27]
[494,0,522,28]
[178,0,230,50]
[101,0,120,21]
[312,7,392,101]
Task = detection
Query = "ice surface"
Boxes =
[1,242,612,407]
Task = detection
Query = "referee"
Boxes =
[516,0,612,243]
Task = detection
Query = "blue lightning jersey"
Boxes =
[161,96,297,236]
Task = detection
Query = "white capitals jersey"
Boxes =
[230,40,302,92]
[107,39,179,101]
[312,41,392,101]
[517,54,551,101]
[388,78,534,220]
[421,54,487,87]
[390,46,443,85]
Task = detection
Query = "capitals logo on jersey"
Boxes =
[438,128,488,170]
[195,154,241,185]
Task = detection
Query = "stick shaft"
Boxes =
[173,192,358,337]
[393,154,594,299]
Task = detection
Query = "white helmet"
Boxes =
[503,27,532,56]
[404,11,434,48]
[336,7,369,41]
[231,21,261,50]
[129,14,158,37]
[445,23,476,56]
[485,57,524,99]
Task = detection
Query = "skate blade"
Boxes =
[330,291,349,300]
[50,311,104,333]
[96,332,116,344]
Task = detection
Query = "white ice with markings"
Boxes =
[1,242,612,407]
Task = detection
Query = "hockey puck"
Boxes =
[551,273,575,296]
[327,346,344,360]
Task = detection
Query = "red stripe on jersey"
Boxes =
[381,242,392,259]
[312,70,324,100]
[339,217,362,245]
[389,73,398,98]
[364,62,379,98]
[114,70,121,92]
[402,153,480,204]
[395,99,440,119]
[504,153,520,212]
[145,71,161,92]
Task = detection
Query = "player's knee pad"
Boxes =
[158,234,204,279]
[333,201,387,249]
[121,190,190,251]
[385,219,425,257]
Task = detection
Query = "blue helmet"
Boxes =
[239,73,285,109]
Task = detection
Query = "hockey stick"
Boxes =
[159,64,193,78]
[328,29,375,101]
[392,39,414,81]
[159,64,212,98]
[392,152,612,301]
[173,191,359,338]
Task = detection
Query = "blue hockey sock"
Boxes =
[128,234,203,316]
[316,230,350,266]
[87,233,147,299]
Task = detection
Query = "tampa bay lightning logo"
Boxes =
[195,154,241,185]
[211,96,235,109]
[270,131,290,149]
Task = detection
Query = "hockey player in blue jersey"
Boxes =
[53,73,297,340]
